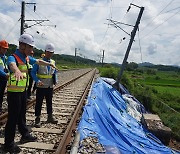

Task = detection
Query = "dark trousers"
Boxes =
[5,91,29,146]
[32,82,37,92]
[0,80,7,111]
[27,74,33,98]
[35,87,53,117]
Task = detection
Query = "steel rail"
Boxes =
[55,69,96,154]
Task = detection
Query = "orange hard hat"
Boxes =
[0,40,9,49]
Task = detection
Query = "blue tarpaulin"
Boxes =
[78,78,178,154]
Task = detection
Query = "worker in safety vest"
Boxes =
[0,40,9,113]
[3,34,57,153]
[31,43,58,128]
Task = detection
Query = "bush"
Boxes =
[100,67,117,80]
[155,76,161,80]
[121,73,134,92]
[136,68,144,74]
[146,69,157,75]
[132,85,157,112]
[103,64,113,68]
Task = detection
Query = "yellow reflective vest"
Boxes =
[7,54,29,92]
[36,59,55,88]
[0,56,7,70]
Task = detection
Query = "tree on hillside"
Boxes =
[126,62,138,71]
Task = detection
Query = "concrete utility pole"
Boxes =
[75,48,77,65]
[113,5,144,90]
[20,1,49,35]
[101,50,105,67]
[20,1,25,35]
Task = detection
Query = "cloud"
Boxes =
[0,0,180,66]
[147,43,157,55]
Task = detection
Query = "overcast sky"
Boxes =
[0,0,180,66]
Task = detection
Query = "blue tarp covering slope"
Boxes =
[78,78,178,154]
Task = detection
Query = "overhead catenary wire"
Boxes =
[104,1,143,62]
[0,0,21,24]
[99,0,114,46]
[0,0,22,38]
[109,0,114,19]
[141,6,180,21]
[141,0,176,32]
[137,28,143,63]
[0,13,18,25]
[24,2,72,47]
[5,19,20,39]
[36,3,125,9]
[141,8,180,39]
[13,1,71,49]
[11,0,45,31]
[103,2,131,50]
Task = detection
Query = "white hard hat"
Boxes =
[45,43,55,52]
[19,33,35,47]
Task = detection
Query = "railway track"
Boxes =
[0,68,97,153]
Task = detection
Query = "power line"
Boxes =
[141,0,176,32]
[36,3,126,9]
[131,0,135,4]
[141,9,180,39]
[24,2,70,46]
[0,14,16,24]
[98,0,114,46]
[141,6,180,21]
[137,29,143,63]
[48,27,70,47]
[109,0,114,19]
[101,3,131,49]
[16,1,70,49]
[5,19,20,39]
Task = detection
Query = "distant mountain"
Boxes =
[172,65,180,68]
[138,62,180,72]
[59,54,96,64]
[110,63,121,67]
[138,62,154,67]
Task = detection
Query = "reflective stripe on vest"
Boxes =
[37,74,52,79]
[36,59,55,88]
[0,56,7,70]
[7,54,29,92]
[28,63,33,69]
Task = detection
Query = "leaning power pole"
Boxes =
[20,1,49,35]
[101,50,105,67]
[113,4,144,90]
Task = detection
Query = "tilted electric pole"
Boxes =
[113,4,144,91]
[102,50,105,67]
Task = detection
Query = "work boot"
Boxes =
[35,116,40,128]
[3,143,21,153]
[47,114,58,124]
[20,134,37,144]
